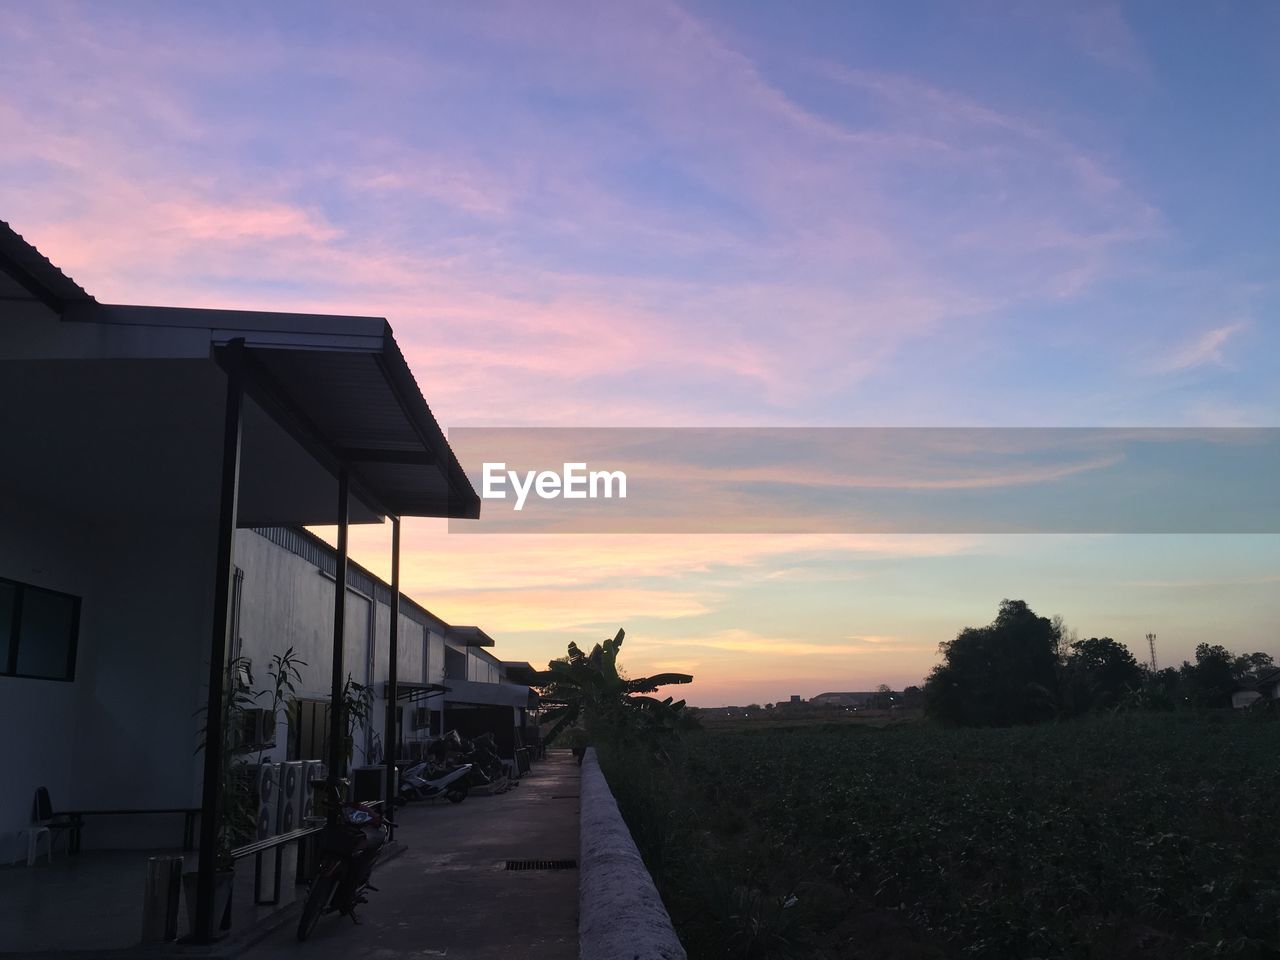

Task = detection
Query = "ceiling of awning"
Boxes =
[237,338,479,520]
[0,357,386,527]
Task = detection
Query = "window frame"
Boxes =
[0,575,82,683]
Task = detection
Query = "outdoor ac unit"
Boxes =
[240,708,275,748]
[245,762,279,841]
[299,759,325,822]
[276,761,304,833]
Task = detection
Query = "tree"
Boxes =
[871,684,894,710]
[1062,636,1143,713]
[1180,643,1236,708]
[1232,651,1275,682]
[924,599,1060,726]
[533,628,694,748]
[1119,665,1182,711]
[900,685,925,709]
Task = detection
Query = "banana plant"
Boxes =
[535,629,693,746]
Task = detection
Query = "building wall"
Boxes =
[427,631,445,685]
[0,497,217,859]
[0,495,104,862]
[72,517,217,849]
[231,529,449,767]
[467,650,501,684]
[1,518,495,861]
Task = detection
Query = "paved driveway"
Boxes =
[239,751,580,960]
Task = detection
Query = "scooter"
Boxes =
[398,757,472,803]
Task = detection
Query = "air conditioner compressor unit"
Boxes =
[243,762,279,841]
[276,761,304,833]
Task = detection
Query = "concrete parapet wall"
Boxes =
[579,747,686,960]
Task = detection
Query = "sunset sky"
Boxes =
[3,2,1277,704]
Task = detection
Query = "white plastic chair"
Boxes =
[26,825,52,865]
[28,787,75,865]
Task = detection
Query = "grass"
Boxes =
[597,712,1280,959]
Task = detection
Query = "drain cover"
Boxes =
[505,859,578,871]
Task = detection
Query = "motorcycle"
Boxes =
[460,731,513,793]
[398,753,472,803]
[296,801,387,942]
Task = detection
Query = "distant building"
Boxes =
[789,694,802,704]
[810,691,876,707]
[1232,668,1280,709]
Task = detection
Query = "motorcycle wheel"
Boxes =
[296,869,339,942]
[446,783,468,803]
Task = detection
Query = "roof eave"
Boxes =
[376,332,480,519]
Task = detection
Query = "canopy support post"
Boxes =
[191,340,244,944]
[325,467,350,820]
[383,516,401,838]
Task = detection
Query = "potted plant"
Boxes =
[311,673,375,822]
[339,673,374,776]
[184,655,260,935]
[257,648,305,765]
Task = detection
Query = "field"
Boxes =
[694,707,920,734]
[597,713,1280,959]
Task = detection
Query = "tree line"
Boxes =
[922,599,1274,726]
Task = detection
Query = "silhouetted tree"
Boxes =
[1128,665,1181,711]
[1232,651,1275,682]
[924,599,1060,726]
[534,628,694,748]
[1062,636,1143,713]
[871,683,894,709]
[1179,643,1236,708]
[901,685,925,708]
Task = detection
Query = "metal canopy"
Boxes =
[1,221,480,522]
[449,625,496,648]
[53,301,482,521]
[443,678,536,710]
[387,681,450,704]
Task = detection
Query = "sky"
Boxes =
[2,1,1277,704]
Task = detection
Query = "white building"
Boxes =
[0,220,491,941]
[232,527,534,770]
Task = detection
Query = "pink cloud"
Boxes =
[1148,321,1249,374]
[0,0,1175,436]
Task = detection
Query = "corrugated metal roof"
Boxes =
[0,221,95,311]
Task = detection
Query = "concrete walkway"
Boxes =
[239,751,580,960]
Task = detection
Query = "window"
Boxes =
[1,576,81,681]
